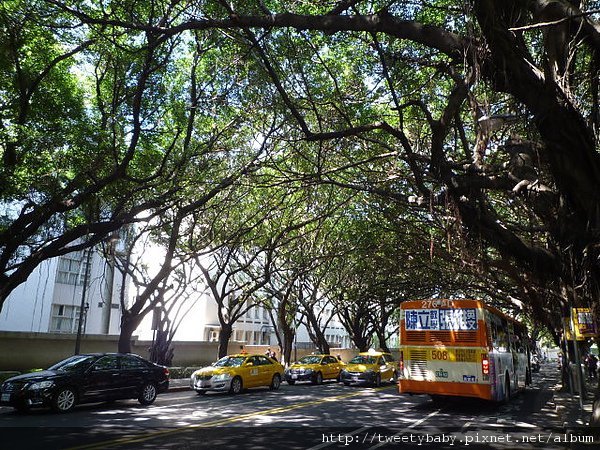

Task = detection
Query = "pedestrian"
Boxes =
[265,347,274,359]
[587,354,598,380]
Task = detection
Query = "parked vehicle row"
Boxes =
[1,350,398,413]
[190,350,398,395]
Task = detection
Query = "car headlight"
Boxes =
[28,380,55,390]
[364,369,374,374]
[212,373,232,382]
[304,369,314,374]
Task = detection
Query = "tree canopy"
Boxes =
[2,0,600,347]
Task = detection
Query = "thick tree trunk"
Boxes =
[118,312,143,354]
[218,323,233,359]
[276,297,296,365]
[376,330,391,353]
[278,318,295,365]
[351,332,370,353]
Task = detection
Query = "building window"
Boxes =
[56,252,90,285]
[50,304,80,333]
[208,330,220,342]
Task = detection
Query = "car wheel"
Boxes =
[230,376,243,394]
[313,372,323,385]
[270,374,281,390]
[374,374,381,387]
[138,382,158,405]
[287,379,296,385]
[52,387,76,413]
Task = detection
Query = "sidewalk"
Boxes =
[551,369,598,428]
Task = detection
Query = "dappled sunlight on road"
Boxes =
[2,367,586,450]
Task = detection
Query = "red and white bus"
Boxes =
[398,299,531,402]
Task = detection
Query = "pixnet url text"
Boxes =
[321,432,594,446]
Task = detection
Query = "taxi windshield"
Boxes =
[298,355,322,365]
[213,356,246,367]
[349,355,376,364]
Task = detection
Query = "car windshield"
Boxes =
[349,355,376,364]
[213,356,246,367]
[48,355,97,372]
[298,355,322,365]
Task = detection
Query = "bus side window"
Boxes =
[513,327,527,353]
[490,323,498,345]
[493,319,509,352]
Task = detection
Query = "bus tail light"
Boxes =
[481,354,489,378]
[399,351,404,372]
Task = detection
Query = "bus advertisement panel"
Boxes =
[398,299,530,402]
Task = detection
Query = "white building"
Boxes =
[135,291,352,350]
[0,246,124,336]
[1,242,352,352]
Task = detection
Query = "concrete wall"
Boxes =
[0,331,226,371]
[0,331,397,372]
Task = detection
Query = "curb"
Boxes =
[168,380,191,392]
[169,386,192,392]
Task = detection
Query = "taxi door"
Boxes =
[323,356,340,380]
[242,356,263,388]
[255,355,276,385]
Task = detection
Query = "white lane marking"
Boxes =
[368,409,443,449]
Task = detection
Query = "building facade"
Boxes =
[0,246,124,336]
[1,244,352,356]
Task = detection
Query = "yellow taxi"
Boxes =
[340,350,398,387]
[190,354,284,395]
[284,354,344,385]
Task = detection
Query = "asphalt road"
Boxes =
[1,366,596,450]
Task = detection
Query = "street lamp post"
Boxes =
[75,248,92,355]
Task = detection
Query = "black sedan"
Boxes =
[0,353,169,413]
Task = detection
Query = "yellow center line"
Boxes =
[66,386,394,450]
